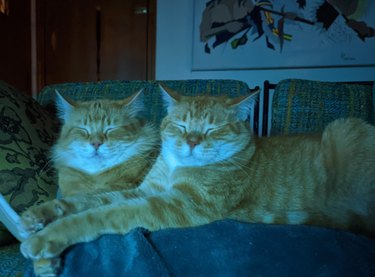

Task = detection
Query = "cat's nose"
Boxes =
[91,141,103,150]
[186,134,202,150]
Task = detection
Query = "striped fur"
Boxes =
[52,90,159,195]
[32,91,159,276]
[21,86,375,264]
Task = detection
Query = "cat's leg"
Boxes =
[33,258,61,277]
[20,189,213,259]
[20,188,148,233]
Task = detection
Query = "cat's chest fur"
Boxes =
[58,154,152,196]
[64,155,119,175]
[141,155,210,195]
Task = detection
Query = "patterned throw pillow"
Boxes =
[0,81,59,243]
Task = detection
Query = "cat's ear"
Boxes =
[229,89,260,121]
[125,89,145,116]
[159,83,181,113]
[55,90,76,123]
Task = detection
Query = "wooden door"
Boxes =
[101,0,155,80]
[0,0,32,94]
[42,0,98,85]
[36,0,155,90]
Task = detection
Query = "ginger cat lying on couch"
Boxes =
[32,90,159,276]
[20,85,375,273]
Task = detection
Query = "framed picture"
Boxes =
[192,0,375,70]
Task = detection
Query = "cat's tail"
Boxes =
[321,117,375,233]
[322,117,375,174]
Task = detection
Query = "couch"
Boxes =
[0,78,374,277]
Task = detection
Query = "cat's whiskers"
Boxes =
[50,152,64,163]
[37,158,54,179]
[228,155,251,162]
[224,158,252,178]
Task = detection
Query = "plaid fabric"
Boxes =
[271,79,374,135]
[37,79,251,126]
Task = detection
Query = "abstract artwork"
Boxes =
[192,0,375,70]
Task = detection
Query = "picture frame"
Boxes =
[192,0,375,71]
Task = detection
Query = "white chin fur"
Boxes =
[162,143,224,169]
[57,143,138,175]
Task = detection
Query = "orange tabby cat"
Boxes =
[20,85,375,264]
[52,90,159,196]
[32,91,159,276]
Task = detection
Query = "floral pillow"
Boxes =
[0,81,59,243]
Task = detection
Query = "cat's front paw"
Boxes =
[20,200,66,233]
[21,235,64,259]
[20,209,47,233]
[33,257,62,277]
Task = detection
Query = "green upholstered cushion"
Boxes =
[271,79,374,135]
[0,81,59,242]
[37,79,251,126]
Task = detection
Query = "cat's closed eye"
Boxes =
[105,125,140,141]
[104,127,121,135]
[204,124,227,136]
[172,122,187,133]
[71,127,90,136]
[205,127,215,135]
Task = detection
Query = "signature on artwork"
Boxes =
[340,53,356,61]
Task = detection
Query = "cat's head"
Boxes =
[159,84,258,168]
[52,90,157,174]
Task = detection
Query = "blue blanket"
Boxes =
[24,220,375,276]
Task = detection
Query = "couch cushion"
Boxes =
[270,79,374,135]
[0,81,59,242]
[36,79,252,126]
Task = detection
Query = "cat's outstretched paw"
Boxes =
[20,210,47,233]
[33,257,62,277]
[20,200,66,233]
[21,235,64,259]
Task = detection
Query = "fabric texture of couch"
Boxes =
[270,79,374,135]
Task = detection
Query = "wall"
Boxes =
[155,0,375,89]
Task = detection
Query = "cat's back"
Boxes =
[251,117,375,172]
[254,134,321,158]
[249,134,323,176]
